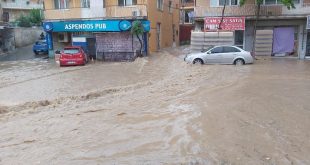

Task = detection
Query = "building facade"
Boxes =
[43,0,180,61]
[1,0,43,23]
[194,0,310,59]
[179,0,195,45]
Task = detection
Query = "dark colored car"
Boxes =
[59,46,88,66]
[32,40,48,55]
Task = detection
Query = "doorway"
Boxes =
[306,32,310,57]
[157,23,161,50]
[87,38,96,60]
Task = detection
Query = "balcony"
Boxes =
[1,0,43,10]
[282,3,310,15]
[195,3,310,19]
[105,5,147,18]
[44,7,106,20]
[44,5,147,21]
[195,4,284,18]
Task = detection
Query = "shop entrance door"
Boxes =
[87,38,96,59]
[306,32,310,57]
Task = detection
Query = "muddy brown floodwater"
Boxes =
[0,47,310,164]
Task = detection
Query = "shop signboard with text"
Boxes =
[43,20,150,32]
[204,17,245,31]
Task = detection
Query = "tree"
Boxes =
[131,20,145,57]
[219,0,228,30]
[29,9,43,26]
[239,0,295,53]
[17,15,31,27]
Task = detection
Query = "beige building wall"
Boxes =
[147,0,180,52]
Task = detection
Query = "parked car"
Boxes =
[184,45,254,65]
[59,46,88,66]
[32,40,48,55]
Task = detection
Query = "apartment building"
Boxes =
[179,0,195,44]
[1,0,43,23]
[194,0,310,59]
[43,0,180,60]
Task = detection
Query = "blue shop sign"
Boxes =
[43,20,150,32]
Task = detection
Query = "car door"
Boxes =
[205,46,224,64]
[222,46,241,64]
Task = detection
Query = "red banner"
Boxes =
[204,17,245,31]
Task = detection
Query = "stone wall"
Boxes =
[14,27,44,48]
[0,29,15,54]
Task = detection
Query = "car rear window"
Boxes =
[64,48,79,54]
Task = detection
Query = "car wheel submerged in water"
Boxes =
[193,58,204,65]
[234,59,245,66]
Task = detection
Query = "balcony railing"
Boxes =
[105,5,147,18]
[44,5,147,20]
[195,3,310,18]
[44,7,106,20]
[195,4,284,18]
[1,1,43,9]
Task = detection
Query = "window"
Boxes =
[118,0,137,6]
[81,0,90,8]
[223,47,241,53]
[211,0,239,7]
[3,12,9,22]
[185,10,194,23]
[211,47,224,53]
[157,0,164,10]
[169,1,172,13]
[54,0,69,9]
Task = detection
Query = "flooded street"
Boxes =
[0,48,310,164]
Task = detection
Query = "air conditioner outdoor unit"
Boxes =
[58,32,68,42]
[132,10,141,17]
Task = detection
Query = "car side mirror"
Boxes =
[207,51,211,54]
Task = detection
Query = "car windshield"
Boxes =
[201,46,214,53]
[64,48,80,54]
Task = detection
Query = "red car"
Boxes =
[59,46,88,66]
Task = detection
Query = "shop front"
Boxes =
[43,19,150,61]
[244,18,308,59]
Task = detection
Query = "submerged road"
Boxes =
[0,47,310,164]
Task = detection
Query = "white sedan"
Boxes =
[184,46,254,65]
